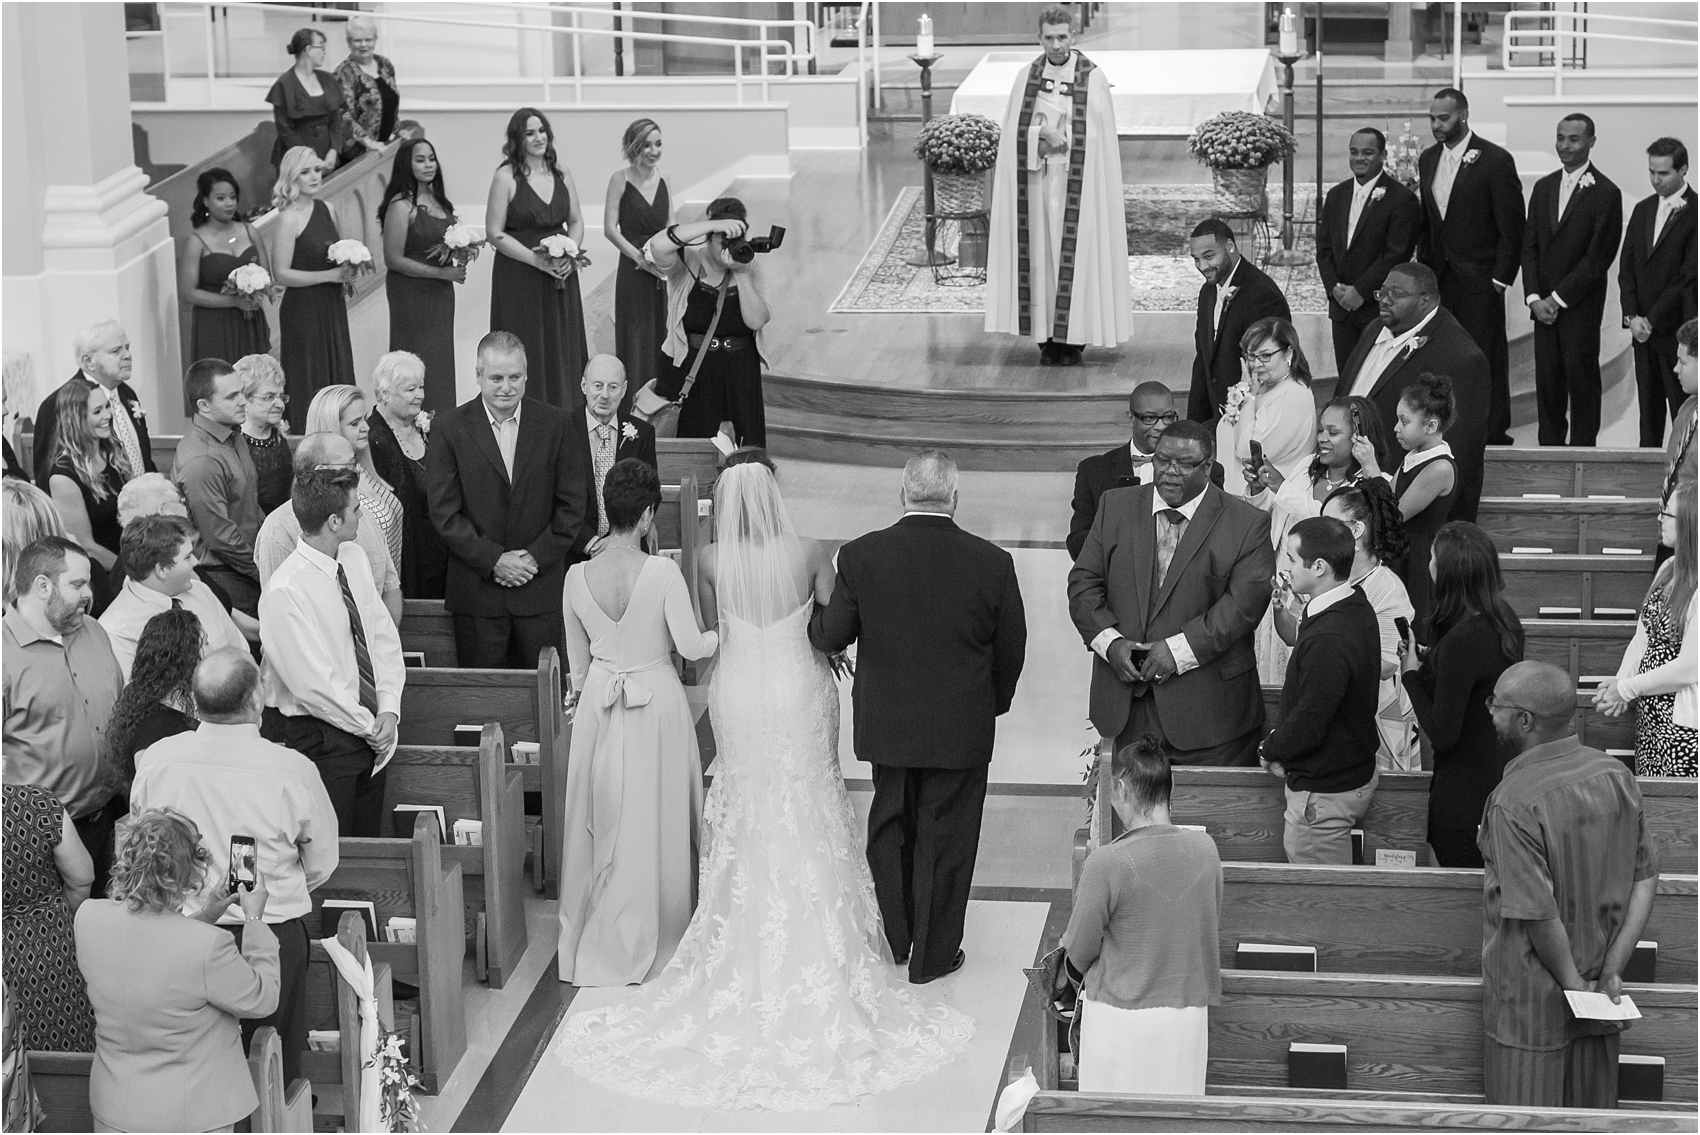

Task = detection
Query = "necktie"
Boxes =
[593,422,616,537]
[1347,181,1371,246]
[1434,147,1460,218]
[337,564,380,718]
[1156,509,1186,590]
[106,392,144,478]
[1663,415,1697,507]
[1654,196,1679,245]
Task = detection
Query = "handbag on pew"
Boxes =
[631,274,729,439]
[1023,943,1083,1058]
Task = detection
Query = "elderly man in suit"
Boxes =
[1186,219,1291,426]
[570,354,657,565]
[426,331,587,669]
[1522,114,1623,447]
[1417,87,1526,447]
[1620,137,1698,447]
[1315,128,1423,372]
[33,320,154,488]
[1337,263,1492,522]
[1068,420,1274,766]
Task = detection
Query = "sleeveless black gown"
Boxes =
[490,170,588,409]
[190,235,270,364]
[387,206,458,413]
[279,199,356,433]
[614,178,670,411]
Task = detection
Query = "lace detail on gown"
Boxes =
[555,603,974,1109]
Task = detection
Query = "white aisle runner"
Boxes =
[502,901,1049,1133]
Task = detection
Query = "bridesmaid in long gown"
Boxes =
[380,138,463,412]
[486,107,589,410]
[559,460,718,987]
[604,118,671,413]
[177,168,271,364]
[267,146,356,433]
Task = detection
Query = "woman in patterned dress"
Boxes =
[1,783,97,1051]
[306,386,404,574]
[1596,488,1697,776]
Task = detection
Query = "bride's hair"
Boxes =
[713,461,803,626]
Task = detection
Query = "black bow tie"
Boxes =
[1129,453,1153,466]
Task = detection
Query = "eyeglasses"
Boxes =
[1374,288,1419,303]
[1153,455,1209,473]
[1242,347,1286,368]
[1130,410,1180,427]
[1484,694,1534,715]
[252,392,289,406]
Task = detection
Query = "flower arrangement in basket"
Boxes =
[368,1026,423,1131]
[534,231,592,291]
[327,239,375,297]
[426,223,486,270]
[914,113,1001,215]
[221,263,282,321]
[1188,111,1296,214]
[1385,120,1425,194]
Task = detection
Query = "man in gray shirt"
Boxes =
[174,359,263,615]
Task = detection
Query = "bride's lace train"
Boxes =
[555,607,974,1110]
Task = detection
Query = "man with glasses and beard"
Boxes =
[1335,262,1491,522]
[3,536,127,895]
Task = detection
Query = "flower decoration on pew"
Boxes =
[1187,110,1296,171]
[912,113,1002,174]
[221,263,281,322]
[328,238,376,298]
[368,1026,423,1131]
[535,232,592,291]
[427,223,486,270]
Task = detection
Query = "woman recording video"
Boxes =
[639,197,771,447]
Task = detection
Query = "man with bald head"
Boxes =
[1335,261,1492,521]
[571,354,656,564]
[253,432,403,625]
[1478,661,1660,1109]
[131,646,338,1083]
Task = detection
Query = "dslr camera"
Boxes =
[726,225,786,264]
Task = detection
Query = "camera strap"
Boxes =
[677,273,730,404]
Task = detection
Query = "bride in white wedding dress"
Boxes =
[555,459,974,1110]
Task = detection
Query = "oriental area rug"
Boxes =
[831,182,1327,315]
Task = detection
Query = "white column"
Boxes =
[2,4,178,426]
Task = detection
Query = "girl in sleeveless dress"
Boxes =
[380,138,463,413]
[605,119,672,413]
[177,168,271,364]
[556,456,972,1109]
[267,146,357,433]
[1390,372,1458,641]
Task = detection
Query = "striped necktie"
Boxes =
[1156,509,1186,590]
[1663,415,1697,507]
[107,392,144,478]
[337,564,379,717]
[593,422,616,537]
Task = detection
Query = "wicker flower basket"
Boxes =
[933,169,988,216]
[1212,166,1270,215]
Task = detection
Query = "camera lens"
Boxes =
[728,239,755,264]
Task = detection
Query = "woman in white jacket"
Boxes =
[1596,488,1696,777]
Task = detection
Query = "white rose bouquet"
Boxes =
[1221,378,1255,426]
[534,232,591,291]
[220,262,281,320]
[427,223,485,271]
[327,238,375,297]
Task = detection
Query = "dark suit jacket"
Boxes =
[809,514,1026,770]
[1619,186,1699,337]
[1188,258,1291,424]
[1068,443,1225,561]
[424,397,587,618]
[1520,164,1623,315]
[1336,307,1490,522]
[570,411,658,561]
[1315,171,1422,328]
[1066,483,1274,750]
[33,372,154,487]
[1416,135,1526,295]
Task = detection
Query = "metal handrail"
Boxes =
[520,2,817,73]
[1502,8,1698,97]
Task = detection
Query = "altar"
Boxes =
[947,48,1280,137]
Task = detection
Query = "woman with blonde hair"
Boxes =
[366,352,446,598]
[45,379,130,614]
[3,479,66,605]
[233,355,292,514]
[305,385,404,574]
[266,146,356,430]
[75,808,277,1134]
[606,118,671,412]
[1597,488,1697,776]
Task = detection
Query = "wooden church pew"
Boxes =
[399,599,457,666]
[1484,446,1666,498]
[383,724,529,988]
[1500,552,1656,621]
[1476,497,1661,556]
[1524,618,1638,683]
[1256,685,1638,753]
[656,436,721,492]
[301,911,397,1127]
[308,815,467,1093]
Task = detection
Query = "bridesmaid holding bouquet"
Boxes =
[266,146,357,432]
[604,118,671,414]
[485,107,589,410]
[380,137,465,413]
[177,168,272,365]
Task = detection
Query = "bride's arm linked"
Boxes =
[662,560,718,660]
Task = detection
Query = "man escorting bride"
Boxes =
[556,449,1024,1110]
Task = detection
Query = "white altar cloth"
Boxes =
[948,49,1280,137]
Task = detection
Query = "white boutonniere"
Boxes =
[416,410,433,436]
[1369,186,1386,204]
[621,421,638,443]
[1221,378,1254,426]
[1576,171,1596,190]
[1220,284,1239,308]
[1401,335,1429,359]
[1462,149,1480,166]
[1670,197,1688,214]
[127,402,145,422]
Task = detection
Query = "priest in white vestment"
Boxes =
[985,7,1131,365]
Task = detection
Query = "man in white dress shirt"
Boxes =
[258,466,405,837]
[99,514,248,679]
[130,647,338,1084]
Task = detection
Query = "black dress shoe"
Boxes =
[1038,341,1059,366]
[912,949,965,984]
[894,950,909,966]
[1061,345,1083,366]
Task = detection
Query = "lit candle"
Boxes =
[1278,7,1299,56]
[917,13,934,59]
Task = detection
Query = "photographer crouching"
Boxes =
[637,197,779,446]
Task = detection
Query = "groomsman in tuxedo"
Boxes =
[1620,137,1698,446]
[1068,420,1274,766]
[1186,218,1291,426]
[810,451,1027,984]
[1417,87,1526,446]
[570,355,657,565]
[33,320,154,487]
[1315,128,1423,372]
[1521,114,1623,447]
[1336,263,1491,522]
[425,331,587,669]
